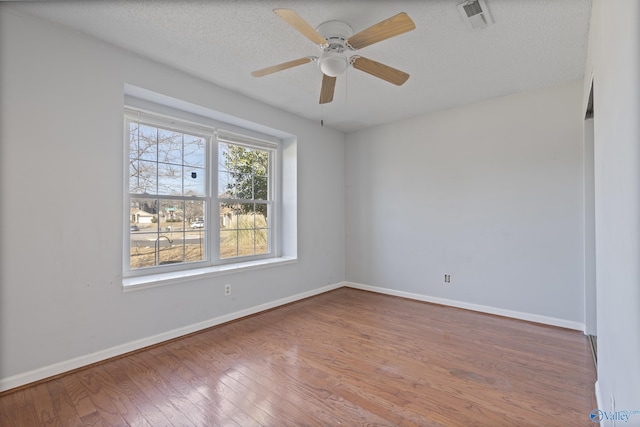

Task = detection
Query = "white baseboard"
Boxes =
[344,282,585,331]
[1,281,585,392]
[0,282,345,393]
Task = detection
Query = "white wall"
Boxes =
[0,7,345,389]
[586,0,640,418]
[346,80,585,327]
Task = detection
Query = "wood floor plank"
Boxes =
[0,388,40,427]
[178,341,348,425]
[27,383,58,426]
[100,359,175,426]
[161,342,261,426]
[145,347,245,426]
[98,370,154,426]
[75,366,149,426]
[0,288,597,426]
[43,379,84,426]
[59,373,99,421]
[162,339,268,425]
[111,354,201,426]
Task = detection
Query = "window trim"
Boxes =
[122,256,298,292]
[123,104,283,283]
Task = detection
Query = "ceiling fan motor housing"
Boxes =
[316,20,354,77]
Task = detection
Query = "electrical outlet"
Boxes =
[444,274,451,283]
[225,284,231,296]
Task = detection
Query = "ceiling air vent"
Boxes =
[458,0,493,29]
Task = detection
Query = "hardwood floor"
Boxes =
[1,288,597,426]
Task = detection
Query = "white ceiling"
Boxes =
[8,0,592,133]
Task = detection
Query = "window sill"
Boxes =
[122,256,298,292]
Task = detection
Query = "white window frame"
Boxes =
[123,105,283,285]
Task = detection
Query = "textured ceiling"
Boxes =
[7,0,592,132]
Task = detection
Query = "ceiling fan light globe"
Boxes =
[319,54,347,77]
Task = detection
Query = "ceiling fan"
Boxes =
[251,9,416,104]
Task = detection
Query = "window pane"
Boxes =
[236,207,255,229]
[218,170,250,199]
[254,150,269,175]
[157,200,185,266]
[137,124,158,161]
[185,200,206,264]
[254,175,268,200]
[185,167,205,197]
[255,202,269,221]
[220,230,237,259]
[222,144,251,175]
[157,163,183,196]
[218,170,233,198]
[257,203,269,221]
[129,160,157,194]
[220,203,241,259]
[185,200,205,227]
[219,202,270,259]
[220,204,233,228]
[255,203,269,255]
[130,231,159,269]
[157,129,182,164]
[129,123,139,160]
[130,197,159,226]
[129,197,159,269]
[159,199,184,232]
[184,135,206,168]
[231,204,253,228]
[218,143,268,201]
[129,198,206,270]
[237,229,255,257]
[255,228,269,255]
[185,229,206,264]
[218,143,230,173]
[235,173,252,199]
[156,226,182,266]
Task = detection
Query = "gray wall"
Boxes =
[345,81,585,326]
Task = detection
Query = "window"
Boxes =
[218,139,273,259]
[125,108,278,278]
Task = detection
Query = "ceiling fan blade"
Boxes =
[273,9,328,46]
[319,74,337,104]
[346,12,416,50]
[351,56,410,86]
[251,57,315,77]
